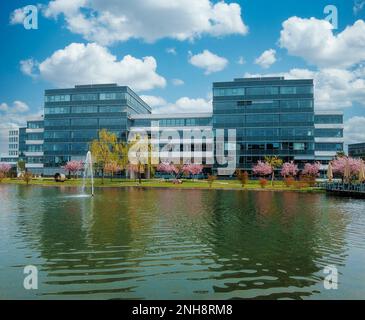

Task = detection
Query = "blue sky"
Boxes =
[0,0,365,149]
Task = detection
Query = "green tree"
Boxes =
[90,129,118,184]
[127,134,156,184]
[17,160,26,173]
[264,156,283,186]
[336,151,346,158]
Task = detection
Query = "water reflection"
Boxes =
[0,184,364,299]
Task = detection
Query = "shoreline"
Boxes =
[0,179,325,194]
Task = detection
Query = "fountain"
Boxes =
[82,151,94,196]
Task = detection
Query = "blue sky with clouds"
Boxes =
[1,0,365,149]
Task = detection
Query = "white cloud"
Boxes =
[0,103,8,112]
[9,7,27,25]
[245,67,365,110]
[140,95,167,108]
[143,96,212,114]
[255,49,276,69]
[237,56,246,65]
[344,117,365,145]
[189,50,228,75]
[41,0,248,45]
[171,78,184,86]
[0,101,40,154]
[0,101,29,114]
[20,58,38,77]
[279,17,365,68]
[166,48,177,55]
[21,42,166,91]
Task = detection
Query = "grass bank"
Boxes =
[1,178,324,193]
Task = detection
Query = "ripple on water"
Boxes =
[0,185,365,299]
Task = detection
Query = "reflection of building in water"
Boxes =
[194,191,348,299]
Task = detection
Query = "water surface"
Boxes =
[0,184,364,299]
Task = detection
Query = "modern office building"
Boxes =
[348,143,365,160]
[20,119,45,175]
[212,77,316,172]
[8,77,344,176]
[43,84,150,175]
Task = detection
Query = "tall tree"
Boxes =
[90,129,118,184]
[128,134,156,183]
[264,156,283,186]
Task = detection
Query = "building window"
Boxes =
[45,95,71,102]
[45,106,70,114]
[72,94,98,101]
[71,118,98,126]
[72,106,98,113]
[99,106,123,113]
[213,87,245,96]
[100,92,125,100]
[315,129,343,138]
[280,86,313,95]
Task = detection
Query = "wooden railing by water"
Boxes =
[320,182,365,198]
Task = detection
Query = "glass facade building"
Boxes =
[4,78,344,176]
[349,143,365,160]
[42,84,150,174]
[213,77,316,172]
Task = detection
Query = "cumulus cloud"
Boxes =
[255,49,276,69]
[279,17,365,68]
[0,101,29,114]
[9,7,28,25]
[0,101,40,154]
[20,42,166,91]
[41,0,248,45]
[344,116,365,145]
[244,67,365,110]
[20,58,39,77]
[171,78,184,86]
[142,96,212,114]
[189,50,228,75]
[140,95,167,108]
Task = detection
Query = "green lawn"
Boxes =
[0,177,324,193]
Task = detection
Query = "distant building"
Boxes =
[348,143,365,160]
[21,119,44,175]
[314,110,344,171]
[0,129,19,167]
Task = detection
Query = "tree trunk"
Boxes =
[271,171,275,186]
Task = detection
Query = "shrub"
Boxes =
[236,170,249,187]
[259,178,268,188]
[300,175,316,187]
[284,176,295,188]
[207,174,217,188]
